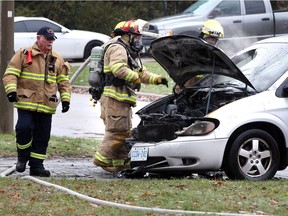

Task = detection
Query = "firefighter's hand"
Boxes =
[7,92,18,103]
[133,78,141,84]
[62,101,70,113]
[156,77,168,87]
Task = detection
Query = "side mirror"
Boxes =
[275,78,288,98]
[61,27,69,34]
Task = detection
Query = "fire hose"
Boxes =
[1,167,264,216]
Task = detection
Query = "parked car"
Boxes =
[142,0,288,56]
[14,16,111,61]
[125,35,288,181]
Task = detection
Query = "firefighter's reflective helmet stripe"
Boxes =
[201,19,224,38]
[17,140,32,150]
[14,101,57,114]
[30,152,47,160]
[94,151,128,167]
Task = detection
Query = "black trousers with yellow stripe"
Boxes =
[15,109,52,169]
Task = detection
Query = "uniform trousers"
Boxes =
[15,109,52,168]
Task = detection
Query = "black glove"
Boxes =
[62,101,70,113]
[157,77,169,87]
[7,92,18,103]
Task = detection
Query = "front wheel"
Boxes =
[225,129,279,181]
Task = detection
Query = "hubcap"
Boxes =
[238,138,272,177]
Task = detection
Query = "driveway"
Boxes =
[13,92,150,139]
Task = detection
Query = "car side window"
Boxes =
[215,0,241,16]
[14,21,28,32]
[244,0,266,14]
[24,20,62,32]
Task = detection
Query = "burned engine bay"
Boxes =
[127,84,254,144]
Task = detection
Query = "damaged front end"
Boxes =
[122,35,257,177]
[126,83,252,148]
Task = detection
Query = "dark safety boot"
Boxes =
[30,168,51,177]
[16,160,27,172]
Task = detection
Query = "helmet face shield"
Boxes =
[203,35,219,46]
[130,34,143,52]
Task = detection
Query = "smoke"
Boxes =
[218,37,261,57]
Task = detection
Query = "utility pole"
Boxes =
[0,0,14,133]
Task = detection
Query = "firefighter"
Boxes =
[173,19,224,94]
[2,26,71,177]
[199,19,224,47]
[93,20,168,172]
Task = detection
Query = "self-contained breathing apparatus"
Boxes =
[88,46,105,103]
[88,41,143,104]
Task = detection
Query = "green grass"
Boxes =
[70,61,174,95]
[1,177,288,215]
[1,134,288,215]
[0,133,100,158]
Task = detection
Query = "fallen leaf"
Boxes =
[89,203,100,208]
[140,192,157,197]
[270,199,279,205]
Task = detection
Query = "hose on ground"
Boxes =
[21,175,263,216]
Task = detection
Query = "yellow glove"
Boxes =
[156,77,168,87]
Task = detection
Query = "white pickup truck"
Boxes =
[143,0,288,55]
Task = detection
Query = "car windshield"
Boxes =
[183,0,214,15]
[232,43,288,92]
[195,43,288,92]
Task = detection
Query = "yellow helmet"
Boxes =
[112,20,141,37]
[201,19,224,38]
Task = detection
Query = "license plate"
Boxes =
[131,147,148,161]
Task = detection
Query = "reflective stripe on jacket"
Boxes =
[2,43,71,114]
[103,41,160,106]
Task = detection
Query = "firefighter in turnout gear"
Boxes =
[93,20,168,172]
[199,19,224,47]
[2,26,71,177]
[173,19,224,94]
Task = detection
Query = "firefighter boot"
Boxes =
[16,155,29,173]
[16,160,28,172]
[30,168,51,177]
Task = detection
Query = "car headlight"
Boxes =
[158,29,173,36]
[175,121,216,136]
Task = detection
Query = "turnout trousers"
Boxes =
[94,95,132,171]
[15,109,52,169]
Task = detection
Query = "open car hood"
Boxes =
[149,35,255,89]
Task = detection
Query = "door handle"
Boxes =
[233,20,242,23]
[262,18,270,21]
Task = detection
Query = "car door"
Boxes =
[211,0,244,39]
[242,0,274,39]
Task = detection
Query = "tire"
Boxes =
[225,129,279,181]
[84,41,103,60]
